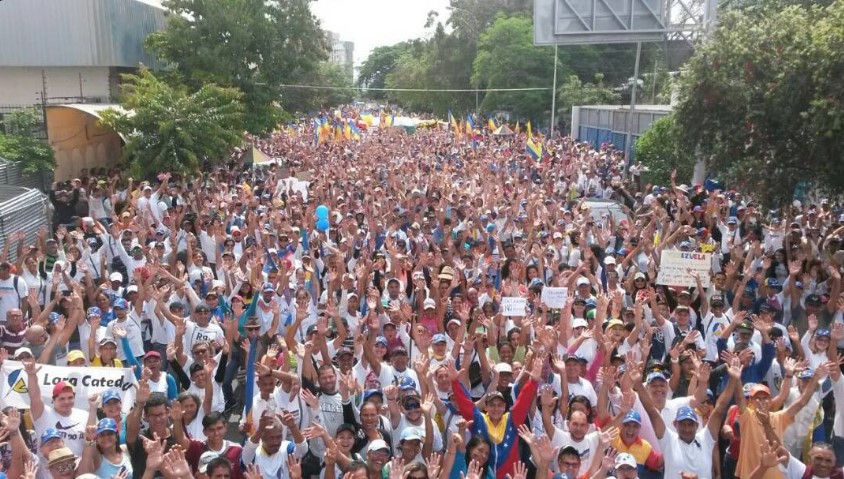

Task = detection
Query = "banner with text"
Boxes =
[501,297,528,316]
[0,361,137,413]
[656,250,712,288]
[540,287,569,308]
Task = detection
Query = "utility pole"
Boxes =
[550,44,558,137]
[624,42,642,170]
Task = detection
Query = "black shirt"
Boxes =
[129,429,178,479]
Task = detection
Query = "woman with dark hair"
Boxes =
[443,426,495,479]
[78,418,133,479]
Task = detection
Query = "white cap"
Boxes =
[493,363,513,374]
[634,272,646,280]
[553,232,563,239]
[576,277,590,286]
[423,298,436,310]
[126,285,138,293]
[572,318,589,329]
[604,256,616,265]
[109,272,123,282]
[13,347,33,359]
[615,453,637,469]
[368,439,390,452]
[198,451,219,473]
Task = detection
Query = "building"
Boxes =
[0,0,166,180]
[325,31,355,81]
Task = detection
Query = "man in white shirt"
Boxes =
[634,357,738,479]
[778,443,842,479]
[25,361,88,457]
[241,412,308,479]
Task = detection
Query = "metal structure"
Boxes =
[0,0,165,68]
[534,0,716,46]
[0,158,52,191]
[0,184,50,262]
[570,104,672,158]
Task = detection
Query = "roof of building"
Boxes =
[0,0,166,68]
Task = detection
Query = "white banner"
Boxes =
[656,250,712,288]
[0,361,137,413]
[501,297,528,317]
[540,287,569,308]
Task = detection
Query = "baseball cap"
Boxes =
[102,390,122,404]
[400,428,424,442]
[194,303,210,313]
[423,298,436,310]
[262,282,275,292]
[335,347,354,358]
[362,389,383,403]
[14,347,33,359]
[95,418,118,436]
[109,272,123,282]
[615,453,637,470]
[52,381,75,398]
[572,318,588,329]
[86,306,102,318]
[369,439,390,452]
[143,350,162,361]
[47,447,76,467]
[67,350,85,363]
[606,319,625,329]
[486,391,506,403]
[399,376,417,391]
[816,328,831,338]
[99,337,117,347]
[48,312,61,324]
[112,298,128,310]
[198,451,219,474]
[622,410,641,424]
[432,333,448,344]
[797,368,814,380]
[765,278,781,289]
[576,277,590,286]
[736,320,754,332]
[749,384,771,397]
[374,336,388,347]
[40,428,63,445]
[336,423,357,436]
[494,363,513,374]
[646,372,668,383]
[806,294,822,306]
[675,406,699,423]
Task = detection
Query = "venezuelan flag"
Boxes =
[349,121,362,140]
[242,339,257,433]
[515,121,521,134]
[526,121,532,139]
[466,114,475,135]
[344,121,352,140]
[526,137,542,161]
[386,114,395,127]
[488,118,497,131]
[449,110,461,136]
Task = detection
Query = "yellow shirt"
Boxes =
[91,355,124,368]
[736,407,792,479]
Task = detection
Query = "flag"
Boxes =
[344,120,352,140]
[334,123,343,141]
[527,121,532,139]
[349,121,362,140]
[242,340,257,434]
[803,402,826,462]
[515,121,521,134]
[487,118,496,131]
[466,114,475,135]
[449,110,461,136]
[526,137,543,161]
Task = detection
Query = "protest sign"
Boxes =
[656,250,712,287]
[501,297,528,316]
[540,287,569,308]
[0,361,137,413]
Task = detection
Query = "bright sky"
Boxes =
[310,0,452,67]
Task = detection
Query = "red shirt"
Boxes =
[186,439,244,479]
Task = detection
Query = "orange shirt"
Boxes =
[736,407,792,479]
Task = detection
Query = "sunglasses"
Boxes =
[52,461,75,474]
[404,401,421,410]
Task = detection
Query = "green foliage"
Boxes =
[283,62,356,113]
[357,42,421,100]
[674,2,844,206]
[0,108,55,174]
[146,0,327,135]
[99,70,244,178]
[471,15,555,122]
[557,74,621,124]
[634,115,694,186]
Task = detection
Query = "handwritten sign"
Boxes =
[501,297,528,316]
[656,250,712,287]
[540,287,569,308]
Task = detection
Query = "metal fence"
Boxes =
[0,158,52,191]
[0,186,50,262]
[0,104,47,139]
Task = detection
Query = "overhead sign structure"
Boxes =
[534,0,717,46]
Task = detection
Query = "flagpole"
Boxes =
[550,44,558,137]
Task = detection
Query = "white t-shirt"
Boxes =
[182,321,224,353]
[552,375,598,407]
[549,427,600,476]
[106,313,145,360]
[658,427,715,479]
[0,275,27,324]
[34,406,89,456]
[701,312,731,362]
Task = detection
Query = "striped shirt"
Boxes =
[0,326,26,356]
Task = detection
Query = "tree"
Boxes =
[674,2,844,206]
[0,108,55,174]
[557,74,620,126]
[146,0,327,135]
[471,15,556,121]
[357,42,421,100]
[99,70,244,178]
[634,115,695,186]
[283,62,356,114]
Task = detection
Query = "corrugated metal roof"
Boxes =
[0,0,166,68]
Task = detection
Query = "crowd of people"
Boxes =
[0,120,843,479]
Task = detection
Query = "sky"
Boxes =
[310,0,452,67]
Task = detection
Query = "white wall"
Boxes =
[0,66,110,106]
